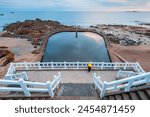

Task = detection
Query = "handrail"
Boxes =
[0,72,61,97]
[7,62,144,74]
[5,63,16,76]
[5,72,28,80]
[93,73,103,90]
[93,72,150,98]
[117,70,140,79]
[135,62,145,73]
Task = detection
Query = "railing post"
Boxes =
[24,62,29,70]
[124,62,128,70]
[93,73,98,89]
[100,81,107,98]
[5,75,11,80]
[53,75,57,87]
[77,61,79,69]
[37,62,41,70]
[101,62,104,70]
[133,62,141,73]
[10,63,16,73]
[46,81,54,97]
[97,76,101,89]
[64,61,66,69]
[136,62,140,72]
[59,72,62,84]
[114,62,117,70]
[51,61,54,69]
[19,79,30,97]
[23,72,28,80]
[136,62,145,73]
[125,80,133,92]
[117,70,121,78]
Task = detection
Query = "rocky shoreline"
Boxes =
[92,24,150,46]
[2,19,150,47]
[2,19,76,46]
[1,19,91,53]
[2,19,150,48]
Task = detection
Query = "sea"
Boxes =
[0,11,150,31]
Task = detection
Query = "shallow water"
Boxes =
[42,32,110,62]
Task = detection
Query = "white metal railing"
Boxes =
[134,62,145,73]
[93,72,150,98]
[4,61,146,98]
[0,72,61,97]
[6,63,16,76]
[117,70,140,79]
[8,62,145,73]
[93,73,103,90]
[5,72,28,80]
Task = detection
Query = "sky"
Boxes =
[0,0,150,11]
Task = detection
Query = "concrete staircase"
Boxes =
[102,84,150,100]
[55,83,100,100]
[57,83,99,97]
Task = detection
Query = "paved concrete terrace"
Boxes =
[17,70,118,83]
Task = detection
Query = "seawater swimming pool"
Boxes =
[42,32,110,62]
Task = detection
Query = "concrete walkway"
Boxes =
[18,70,118,83]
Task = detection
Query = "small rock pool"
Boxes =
[42,32,110,62]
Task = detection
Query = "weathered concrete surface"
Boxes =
[17,70,118,83]
[57,83,99,97]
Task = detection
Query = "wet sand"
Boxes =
[110,44,150,71]
[0,37,41,77]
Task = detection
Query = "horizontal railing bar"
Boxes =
[24,82,47,87]
[107,73,150,85]
[0,87,23,92]
[106,79,149,91]
[0,87,49,92]
[0,80,47,86]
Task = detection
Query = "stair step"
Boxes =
[145,89,150,99]
[109,96,115,100]
[122,93,131,100]
[137,91,149,100]
[57,83,99,97]
[129,92,139,100]
[102,96,109,100]
[55,96,99,100]
[115,94,122,100]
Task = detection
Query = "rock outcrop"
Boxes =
[1,19,77,46]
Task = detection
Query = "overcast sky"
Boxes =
[0,0,150,11]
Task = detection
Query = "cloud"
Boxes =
[0,0,150,11]
[108,0,128,3]
[0,0,106,11]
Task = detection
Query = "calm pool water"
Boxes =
[42,32,110,62]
